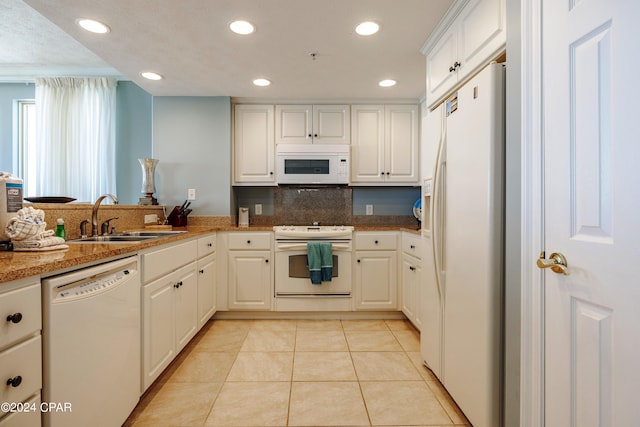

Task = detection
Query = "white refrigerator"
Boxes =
[421,62,505,427]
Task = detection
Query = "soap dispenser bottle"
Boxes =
[55,218,66,240]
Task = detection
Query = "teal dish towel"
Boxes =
[307,242,333,284]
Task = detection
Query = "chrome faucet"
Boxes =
[92,194,119,236]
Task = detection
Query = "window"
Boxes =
[13,78,117,202]
[15,100,36,197]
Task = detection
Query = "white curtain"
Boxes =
[34,77,117,202]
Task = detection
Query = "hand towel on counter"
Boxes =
[307,242,333,285]
[12,229,68,251]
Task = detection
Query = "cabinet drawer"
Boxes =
[0,281,41,351]
[228,232,272,250]
[141,240,198,283]
[402,233,423,259]
[197,234,216,258]
[0,393,40,427]
[354,232,397,250]
[0,335,41,409]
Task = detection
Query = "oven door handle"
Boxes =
[276,242,351,251]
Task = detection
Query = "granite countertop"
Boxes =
[0,224,420,284]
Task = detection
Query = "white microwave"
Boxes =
[276,144,349,184]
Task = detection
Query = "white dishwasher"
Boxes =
[41,256,141,427]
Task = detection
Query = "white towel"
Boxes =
[5,207,46,240]
[12,235,66,249]
[13,244,69,252]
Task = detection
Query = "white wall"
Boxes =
[152,96,231,215]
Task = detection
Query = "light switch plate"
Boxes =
[366,204,374,215]
[187,188,196,200]
[255,204,262,215]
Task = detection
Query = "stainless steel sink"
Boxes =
[68,235,158,243]
[68,230,187,243]
[121,231,187,237]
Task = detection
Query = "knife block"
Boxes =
[167,206,188,227]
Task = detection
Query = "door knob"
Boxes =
[537,251,568,275]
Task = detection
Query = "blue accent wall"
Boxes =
[153,96,231,215]
[115,81,153,204]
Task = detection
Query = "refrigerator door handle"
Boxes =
[431,106,447,301]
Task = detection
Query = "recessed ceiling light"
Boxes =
[253,78,271,87]
[77,18,110,34]
[230,20,255,35]
[379,79,397,87]
[141,72,163,81]
[355,21,380,36]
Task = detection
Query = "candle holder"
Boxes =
[138,158,159,205]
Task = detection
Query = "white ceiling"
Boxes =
[1,0,454,100]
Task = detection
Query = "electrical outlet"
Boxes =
[366,204,374,215]
[144,214,158,224]
[255,204,262,215]
[187,188,196,200]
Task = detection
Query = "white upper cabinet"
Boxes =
[424,0,506,108]
[351,104,419,185]
[276,104,350,144]
[233,104,275,185]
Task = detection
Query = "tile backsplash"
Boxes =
[274,186,352,225]
[245,186,419,228]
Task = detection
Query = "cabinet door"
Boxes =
[457,0,506,80]
[385,105,419,184]
[350,105,385,183]
[234,104,275,184]
[276,105,312,144]
[228,251,273,310]
[197,253,216,329]
[143,276,175,390]
[426,27,459,107]
[313,105,350,144]
[354,251,397,310]
[401,254,422,330]
[174,263,198,352]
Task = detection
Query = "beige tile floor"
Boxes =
[124,319,471,427]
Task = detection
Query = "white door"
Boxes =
[542,1,640,425]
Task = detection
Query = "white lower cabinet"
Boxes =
[225,231,273,310]
[197,253,216,328]
[0,393,40,427]
[0,278,41,427]
[141,239,199,392]
[401,233,423,330]
[142,261,197,390]
[228,251,272,310]
[353,232,398,310]
[196,233,217,328]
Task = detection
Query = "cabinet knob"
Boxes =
[6,375,22,388]
[247,240,251,244]
[199,269,204,274]
[449,61,461,72]
[410,245,415,249]
[270,171,274,175]
[314,134,318,138]
[265,259,269,263]
[381,172,385,176]
[409,266,416,271]
[174,281,183,289]
[207,243,212,247]
[6,313,22,324]
[308,133,312,138]
[374,240,379,244]
[386,172,390,175]
[357,259,361,263]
